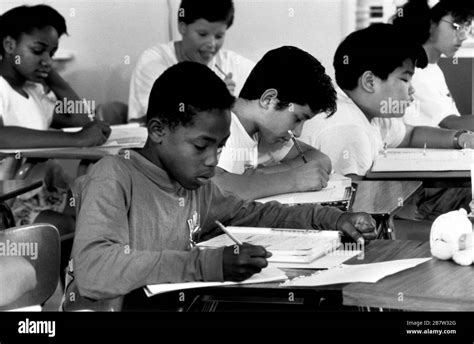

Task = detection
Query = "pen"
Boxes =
[215,64,227,78]
[288,130,307,163]
[215,220,243,245]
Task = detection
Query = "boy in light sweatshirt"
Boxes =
[63,62,376,311]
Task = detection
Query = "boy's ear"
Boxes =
[178,22,188,36]
[259,89,278,109]
[147,118,167,144]
[2,36,17,55]
[360,71,376,93]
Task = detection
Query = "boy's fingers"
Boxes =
[342,222,365,245]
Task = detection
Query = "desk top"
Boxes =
[0,180,43,202]
[0,147,128,160]
[352,180,422,215]
[343,240,474,311]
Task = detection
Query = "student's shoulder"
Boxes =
[0,76,12,97]
[87,155,133,181]
[135,42,176,69]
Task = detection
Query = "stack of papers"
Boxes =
[198,227,341,264]
[281,258,431,287]
[145,266,287,297]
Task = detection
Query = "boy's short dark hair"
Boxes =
[178,0,234,28]
[334,23,428,91]
[146,61,235,128]
[0,5,67,56]
[392,0,474,46]
[239,46,337,116]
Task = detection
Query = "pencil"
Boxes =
[215,220,242,245]
[215,64,227,78]
[288,130,307,163]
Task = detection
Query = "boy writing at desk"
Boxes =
[63,62,376,311]
[301,24,474,221]
[214,46,337,200]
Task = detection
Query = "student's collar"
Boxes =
[128,150,182,193]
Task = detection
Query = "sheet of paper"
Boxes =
[271,250,361,269]
[65,124,147,147]
[101,124,147,147]
[372,148,474,172]
[255,173,351,204]
[144,266,287,297]
[6,305,42,312]
[281,258,431,286]
[0,124,147,155]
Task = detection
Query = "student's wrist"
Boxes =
[454,130,472,149]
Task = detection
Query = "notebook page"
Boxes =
[144,266,287,297]
[372,148,474,172]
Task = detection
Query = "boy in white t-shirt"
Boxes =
[128,0,254,123]
[392,0,473,129]
[214,46,337,200]
[301,24,474,220]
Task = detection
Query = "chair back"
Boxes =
[0,223,60,310]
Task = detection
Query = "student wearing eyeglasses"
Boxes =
[392,0,473,129]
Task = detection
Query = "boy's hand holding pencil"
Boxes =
[216,220,272,281]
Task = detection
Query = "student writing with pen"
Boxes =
[214,46,336,200]
[128,0,254,123]
[63,63,377,310]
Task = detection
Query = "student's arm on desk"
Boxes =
[45,70,93,128]
[400,124,465,148]
[439,114,474,131]
[0,257,37,306]
[0,123,111,149]
[213,163,328,200]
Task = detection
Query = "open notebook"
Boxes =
[255,174,356,211]
[145,265,287,297]
[371,148,474,172]
[198,227,341,264]
[0,124,148,155]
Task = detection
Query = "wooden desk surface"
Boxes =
[352,180,422,215]
[0,180,43,202]
[343,240,474,311]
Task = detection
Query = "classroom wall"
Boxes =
[0,1,471,112]
[169,0,355,82]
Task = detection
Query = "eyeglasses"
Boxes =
[440,19,473,37]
